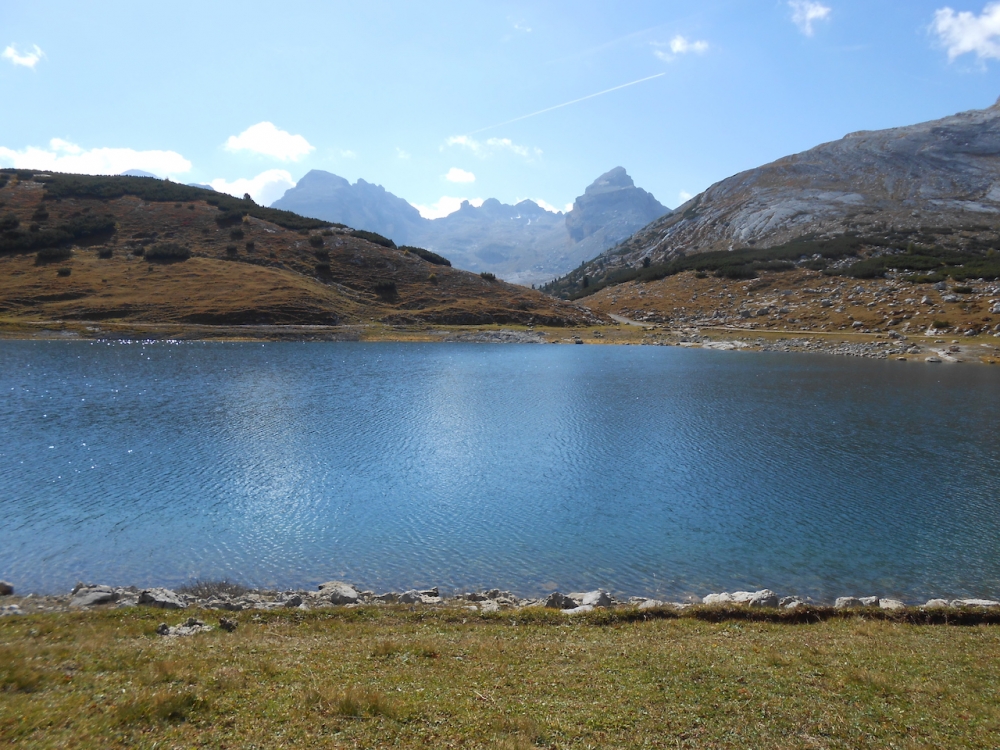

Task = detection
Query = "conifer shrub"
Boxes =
[374,279,397,297]
[57,267,71,276]
[350,230,396,249]
[245,241,255,252]
[229,228,245,240]
[98,247,113,259]
[145,243,191,262]
[480,272,497,281]
[315,262,331,276]
[309,234,324,248]
[36,247,73,264]
[399,245,451,266]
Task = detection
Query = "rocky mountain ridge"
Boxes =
[273,167,669,285]
[566,98,1000,286]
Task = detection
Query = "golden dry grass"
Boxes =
[2,607,1000,748]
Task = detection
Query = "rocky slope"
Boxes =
[564,99,1000,285]
[272,168,670,285]
[0,171,599,328]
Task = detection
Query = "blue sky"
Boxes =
[3,1,1000,216]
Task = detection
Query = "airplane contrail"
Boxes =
[467,72,666,135]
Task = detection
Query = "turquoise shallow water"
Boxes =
[1,340,999,601]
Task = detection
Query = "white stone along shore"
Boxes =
[2,580,999,622]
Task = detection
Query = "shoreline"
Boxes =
[1,319,998,364]
[3,580,999,617]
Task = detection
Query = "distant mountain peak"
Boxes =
[584,166,635,195]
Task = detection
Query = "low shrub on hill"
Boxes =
[145,243,191,262]
[57,267,71,276]
[308,234,324,248]
[1,215,116,256]
[36,247,73,264]
[350,230,396,249]
[37,172,336,231]
[400,245,451,267]
[480,272,497,281]
[373,279,397,297]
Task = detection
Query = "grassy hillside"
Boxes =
[0,170,597,328]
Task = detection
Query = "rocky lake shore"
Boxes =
[3,579,999,622]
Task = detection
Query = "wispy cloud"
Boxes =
[224,122,314,161]
[654,35,709,61]
[932,3,1000,61]
[445,135,541,160]
[2,43,44,69]
[467,73,666,135]
[0,138,190,176]
[789,1,832,37]
[210,169,295,206]
[411,196,483,219]
[532,198,564,214]
[444,167,475,183]
[396,148,411,160]
[678,190,693,204]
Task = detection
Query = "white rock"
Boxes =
[317,581,359,605]
[748,589,779,608]
[923,599,951,608]
[859,596,880,607]
[637,599,664,610]
[478,599,500,613]
[581,590,613,608]
[71,585,117,608]
[561,605,594,615]
[879,599,905,610]
[703,593,734,605]
[834,597,864,609]
[138,588,187,610]
[951,598,1000,608]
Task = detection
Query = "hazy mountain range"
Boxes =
[273,167,669,285]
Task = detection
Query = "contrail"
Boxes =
[467,72,666,135]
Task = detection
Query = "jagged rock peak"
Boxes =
[584,167,636,195]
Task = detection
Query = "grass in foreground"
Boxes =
[2,607,1000,748]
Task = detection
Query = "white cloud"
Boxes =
[789,1,832,37]
[410,196,484,219]
[679,190,693,203]
[396,147,411,160]
[653,35,709,62]
[564,202,574,213]
[2,44,44,69]
[932,3,1000,61]
[0,138,191,176]
[444,135,541,160]
[339,149,357,159]
[210,169,295,206]
[445,167,476,183]
[533,198,563,213]
[223,122,314,161]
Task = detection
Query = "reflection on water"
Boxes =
[2,340,999,601]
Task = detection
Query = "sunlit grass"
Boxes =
[1,607,999,747]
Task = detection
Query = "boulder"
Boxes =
[580,590,613,608]
[398,590,425,604]
[703,593,734,605]
[923,599,952,608]
[637,599,665,610]
[544,592,577,609]
[859,596,880,607]
[218,617,238,632]
[283,595,303,608]
[156,617,212,637]
[71,585,117,608]
[879,599,905,610]
[561,605,594,615]
[732,589,779,608]
[317,581,360,605]
[834,597,864,609]
[951,598,1000,608]
[780,598,805,610]
[0,581,13,596]
[477,599,500,613]
[138,588,187,610]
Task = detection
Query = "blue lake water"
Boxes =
[1,340,999,602]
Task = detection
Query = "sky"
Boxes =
[3,1,1000,217]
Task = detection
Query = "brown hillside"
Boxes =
[0,175,599,328]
